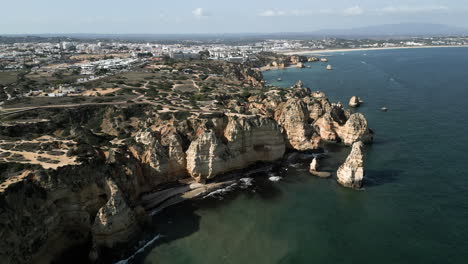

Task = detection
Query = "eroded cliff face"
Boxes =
[0,158,145,264]
[336,113,373,145]
[275,98,320,150]
[186,116,285,181]
[91,179,140,260]
[0,87,373,264]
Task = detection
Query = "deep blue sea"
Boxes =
[136,47,468,264]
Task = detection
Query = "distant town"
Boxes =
[1,35,468,106]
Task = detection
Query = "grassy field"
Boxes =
[0,71,20,85]
[26,71,82,84]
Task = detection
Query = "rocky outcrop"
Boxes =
[336,113,373,145]
[0,159,145,264]
[289,55,308,64]
[186,130,229,181]
[349,96,361,107]
[275,98,321,151]
[186,116,285,181]
[91,179,139,259]
[224,64,265,87]
[314,112,339,142]
[337,141,365,189]
[271,61,286,69]
[293,80,304,88]
[0,85,374,263]
[309,157,332,178]
[130,130,187,185]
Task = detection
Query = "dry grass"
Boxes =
[0,136,80,170]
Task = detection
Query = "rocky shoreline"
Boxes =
[0,72,373,263]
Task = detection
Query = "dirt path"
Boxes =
[0,94,144,116]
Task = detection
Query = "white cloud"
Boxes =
[192,8,210,17]
[259,7,364,17]
[258,10,286,17]
[343,6,364,16]
[380,5,449,14]
[258,10,277,17]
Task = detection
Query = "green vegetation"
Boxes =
[0,71,21,85]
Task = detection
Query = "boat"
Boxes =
[326,65,332,70]
[380,107,388,112]
[277,78,282,81]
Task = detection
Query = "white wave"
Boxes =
[114,234,161,264]
[268,176,282,182]
[203,183,237,199]
[239,177,254,188]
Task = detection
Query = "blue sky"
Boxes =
[1,0,467,34]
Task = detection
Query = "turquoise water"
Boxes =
[136,47,468,264]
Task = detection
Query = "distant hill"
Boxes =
[311,23,468,38]
[1,23,467,41]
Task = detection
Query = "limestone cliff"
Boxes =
[186,116,285,181]
[336,113,373,145]
[0,158,145,264]
[91,179,139,259]
[275,98,321,151]
[0,86,373,263]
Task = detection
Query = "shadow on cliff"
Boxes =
[364,169,402,187]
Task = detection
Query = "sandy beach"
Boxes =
[280,45,468,55]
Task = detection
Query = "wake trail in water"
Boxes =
[114,234,161,264]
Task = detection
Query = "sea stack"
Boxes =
[310,157,318,171]
[349,96,361,107]
[293,80,304,88]
[309,157,331,178]
[337,141,365,189]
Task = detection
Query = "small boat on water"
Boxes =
[380,107,388,112]
[277,78,282,81]
[326,65,332,70]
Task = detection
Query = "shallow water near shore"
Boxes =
[131,47,468,264]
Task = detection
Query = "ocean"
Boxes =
[132,47,468,264]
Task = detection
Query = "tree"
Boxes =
[52,71,64,79]
[95,68,109,76]
[71,67,81,75]
[199,50,210,60]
